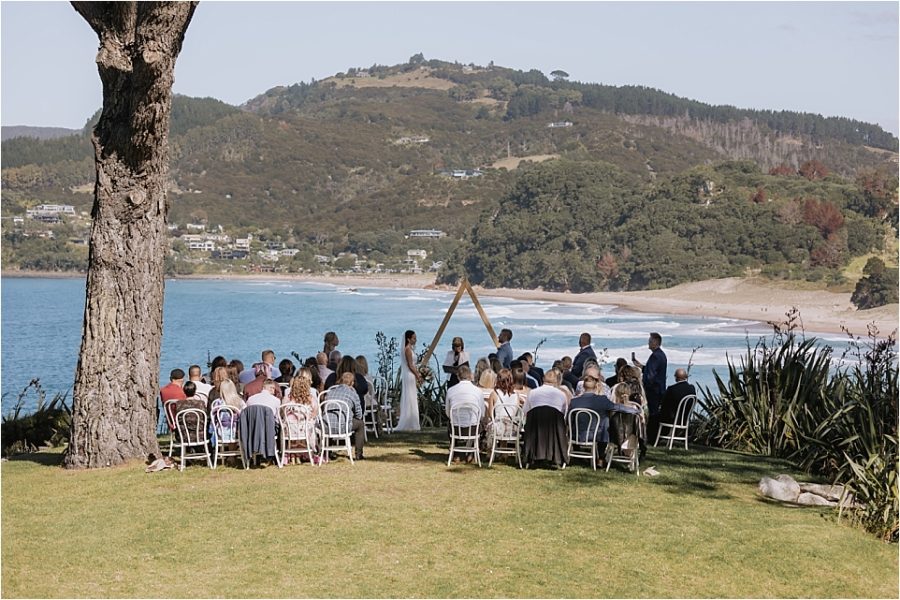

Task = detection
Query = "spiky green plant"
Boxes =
[1,379,71,456]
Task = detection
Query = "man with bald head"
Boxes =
[661,368,696,423]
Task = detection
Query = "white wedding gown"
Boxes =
[395,346,420,431]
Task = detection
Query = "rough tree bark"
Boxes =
[64,1,197,469]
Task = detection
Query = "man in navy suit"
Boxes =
[633,332,667,444]
[565,332,597,389]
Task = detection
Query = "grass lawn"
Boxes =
[2,430,897,598]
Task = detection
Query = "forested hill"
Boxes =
[2,57,897,293]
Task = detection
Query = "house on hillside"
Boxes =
[408,229,446,239]
[547,121,573,128]
[26,204,76,223]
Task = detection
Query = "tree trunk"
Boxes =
[64,1,197,469]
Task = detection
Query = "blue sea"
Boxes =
[1,276,852,413]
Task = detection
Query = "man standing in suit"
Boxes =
[566,332,597,389]
[633,332,667,443]
[661,368,696,423]
[496,329,514,369]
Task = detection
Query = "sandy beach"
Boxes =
[6,270,897,336]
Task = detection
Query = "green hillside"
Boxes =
[2,58,897,289]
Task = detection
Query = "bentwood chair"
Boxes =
[210,404,246,469]
[448,405,482,467]
[655,394,698,450]
[175,408,213,471]
[566,408,602,470]
[488,403,523,468]
[319,398,354,465]
[279,402,319,466]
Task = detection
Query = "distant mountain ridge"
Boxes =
[1,125,81,142]
[2,57,897,290]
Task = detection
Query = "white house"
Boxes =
[408,229,446,239]
[407,249,427,260]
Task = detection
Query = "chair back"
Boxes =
[450,404,481,433]
[211,404,239,443]
[176,408,209,445]
[321,398,352,436]
[567,408,601,445]
[280,402,315,442]
[673,394,697,426]
[163,399,179,430]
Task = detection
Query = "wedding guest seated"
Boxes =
[275,359,295,387]
[282,368,320,463]
[486,368,520,451]
[511,359,538,389]
[522,369,568,468]
[606,357,628,389]
[574,359,610,396]
[477,368,497,402]
[206,366,229,407]
[174,381,207,432]
[245,379,281,418]
[323,372,366,460]
[161,368,187,426]
[324,356,369,406]
[511,368,530,405]
[202,355,227,385]
[473,357,491,387]
[489,356,503,375]
[445,365,484,463]
[661,368,697,423]
[327,350,342,372]
[610,380,645,458]
[213,378,245,412]
[355,355,378,413]
[316,352,333,383]
[244,363,283,401]
[188,365,212,401]
[520,354,545,387]
[568,367,641,461]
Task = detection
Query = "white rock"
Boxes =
[797,492,837,507]
[799,482,844,502]
[759,475,801,502]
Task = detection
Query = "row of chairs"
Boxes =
[166,398,366,471]
[448,394,698,473]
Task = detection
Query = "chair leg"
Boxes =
[447,437,455,466]
[654,425,662,447]
[668,427,675,450]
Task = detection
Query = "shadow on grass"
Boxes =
[5,451,65,467]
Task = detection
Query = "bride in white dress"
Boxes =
[395,330,422,431]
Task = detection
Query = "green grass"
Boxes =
[2,430,897,598]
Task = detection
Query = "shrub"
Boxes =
[1,379,71,456]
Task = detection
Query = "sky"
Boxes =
[1,1,898,135]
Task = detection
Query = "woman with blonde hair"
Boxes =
[282,368,320,463]
[473,357,491,387]
[478,368,497,402]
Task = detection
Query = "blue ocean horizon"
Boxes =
[1,276,852,413]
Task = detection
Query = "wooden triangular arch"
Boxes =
[418,277,499,369]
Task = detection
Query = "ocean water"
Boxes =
[1,276,852,413]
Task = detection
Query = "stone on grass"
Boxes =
[799,483,844,502]
[797,492,838,507]
[759,474,801,502]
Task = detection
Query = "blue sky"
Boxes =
[2,1,898,135]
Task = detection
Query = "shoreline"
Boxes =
[4,270,896,336]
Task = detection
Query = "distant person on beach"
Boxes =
[632,332,667,444]
[443,336,470,388]
[323,331,339,356]
[661,368,696,424]
[496,329,514,369]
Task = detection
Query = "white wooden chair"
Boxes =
[448,405,482,467]
[373,375,395,434]
[566,408,601,470]
[175,408,212,471]
[488,402,523,468]
[655,394,698,450]
[319,398,354,465]
[279,402,319,466]
[210,404,246,469]
[164,399,179,457]
[605,411,640,477]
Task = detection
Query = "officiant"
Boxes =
[443,337,470,388]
